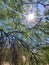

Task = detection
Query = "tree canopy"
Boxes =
[0,0,49,65]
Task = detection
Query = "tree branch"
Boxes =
[23,1,49,7]
[33,43,49,49]
[28,18,42,30]
[3,30,26,36]
[14,36,42,57]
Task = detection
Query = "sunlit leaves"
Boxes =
[0,0,49,65]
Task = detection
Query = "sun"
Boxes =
[26,13,35,22]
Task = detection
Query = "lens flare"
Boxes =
[26,13,35,22]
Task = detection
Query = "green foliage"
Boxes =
[0,0,49,65]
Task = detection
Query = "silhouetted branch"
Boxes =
[14,37,42,57]
[33,43,49,49]
[40,29,49,35]
[3,30,26,37]
[40,3,49,7]
[28,18,42,30]
[23,1,49,7]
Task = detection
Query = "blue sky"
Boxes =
[38,4,45,14]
